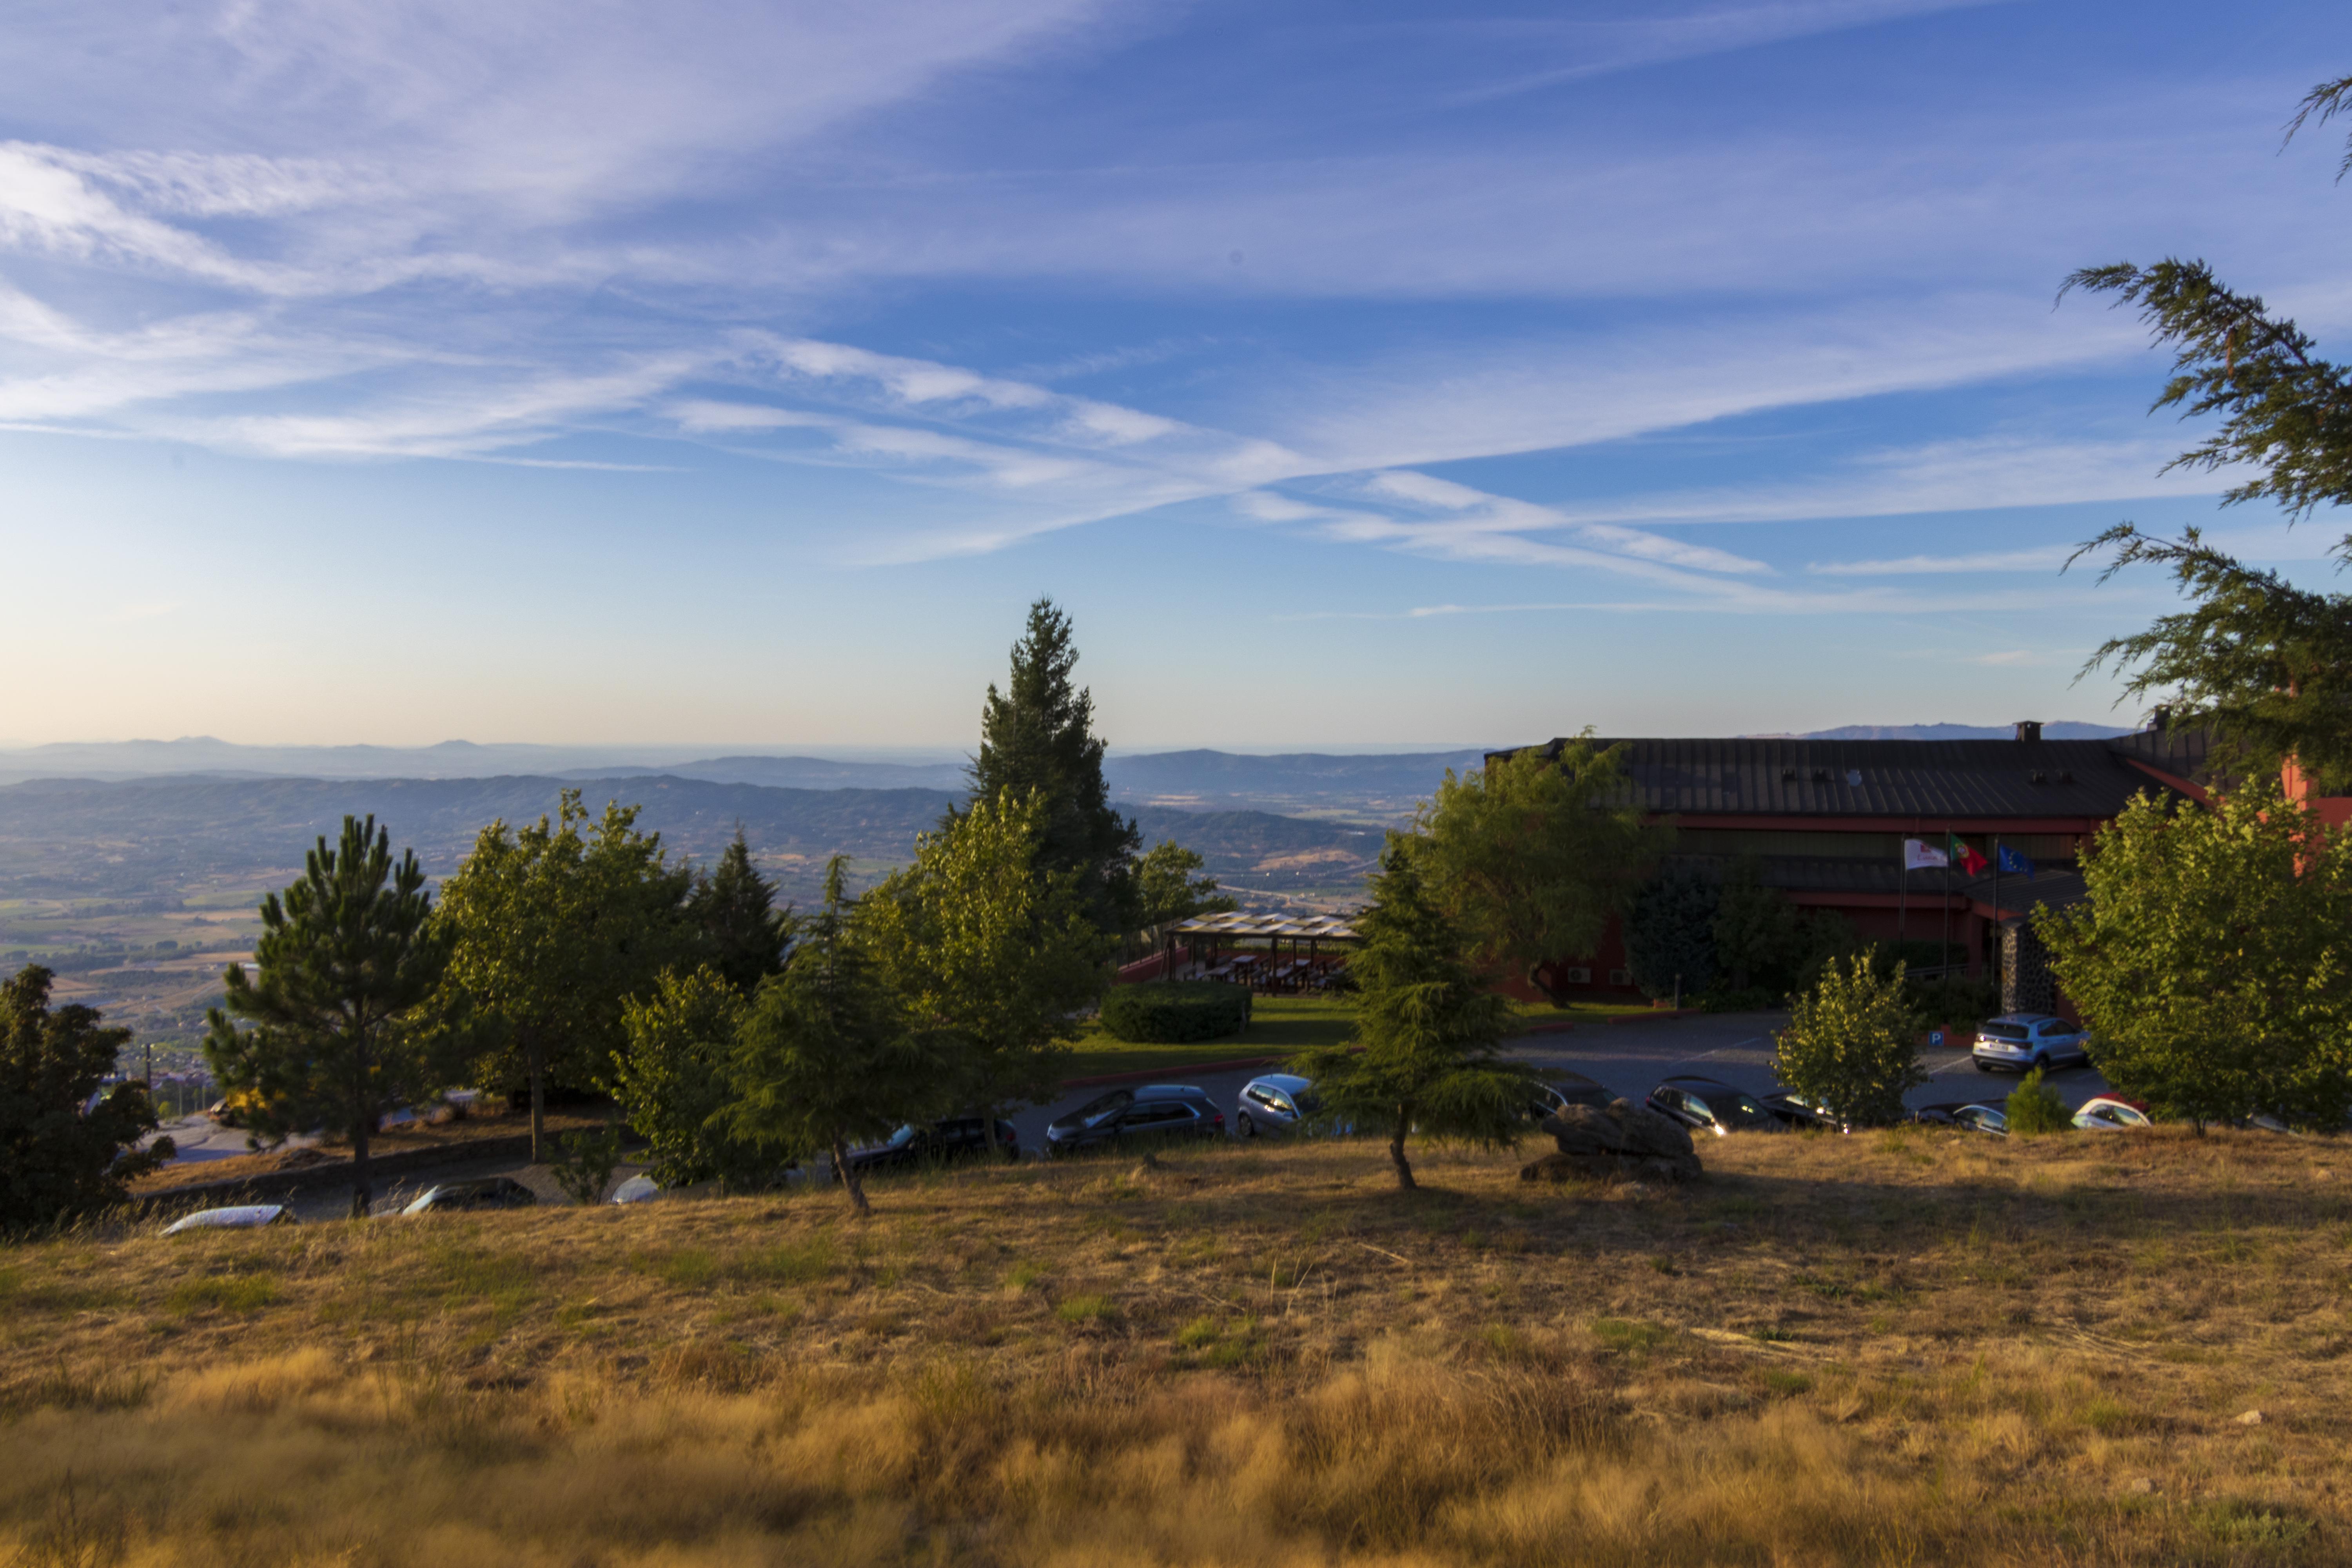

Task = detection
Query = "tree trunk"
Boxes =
[833,1134,870,1216]
[350,1118,372,1220]
[530,1037,546,1165]
[1388,1109,1416,1191]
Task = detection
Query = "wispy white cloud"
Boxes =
[1808,545,2075,575]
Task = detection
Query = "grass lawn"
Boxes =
[4,1125,2347,1564]
[1061,992,1656,1078]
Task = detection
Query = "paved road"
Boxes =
[246,1013,2109,1221]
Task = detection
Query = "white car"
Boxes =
[160,1204,295,1235]
[1973,1014,2092,1074]
[2072,1097,2153,1131]
[1234,1073,1318,1138]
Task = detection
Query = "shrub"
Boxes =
[1098,981,1250,1044]
[1772,951,1926,1127]
[2006,1068,2073,1135]
[550,1123,624,1205]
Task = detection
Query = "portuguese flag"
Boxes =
[1948,833,1989,877]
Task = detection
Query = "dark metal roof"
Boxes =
[1497,734,2185,820]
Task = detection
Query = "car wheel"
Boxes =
[1236,1111,1254,1139]
[1974,1060,1991,1073]
[2031,1054,2048,1074]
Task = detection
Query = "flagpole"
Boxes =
[1899,838,1909,944]
[1942,830,1952,977]
[1992,834,2002,1009]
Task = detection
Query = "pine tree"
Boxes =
[716,858,946,1215]
[1292,839,1537,1190]
[1,966,166,1230]
[966,598,1141,931]
[205,816,451,1218]
[690,827,793,993]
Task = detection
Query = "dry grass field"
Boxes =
[2,1125,2347,1566]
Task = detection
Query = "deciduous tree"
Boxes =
[1293,840,1539,1190]
[1623,864,1717,1001]
[717,858,946,1215]
[1771,952,1925,1129]
[863,788,1110,1112]
[434,791,695,1161]
[1,966,165,1230]
[2038,781,2352,1131]
[610,964,770,1190]
[1414,739,1661,1002]
[1131,839,1234,928]
[204,816,450,1217]
[1712,855,1798,992]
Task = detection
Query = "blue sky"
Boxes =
[4,0,2350,751]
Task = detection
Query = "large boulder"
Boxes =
[1520,1098,1702,1185]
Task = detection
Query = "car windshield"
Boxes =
[1073,1090,1133,1127]
[886,1124,921,1148]
[1705,1091,1770,1121]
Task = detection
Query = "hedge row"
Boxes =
[1098,981,1252,1044]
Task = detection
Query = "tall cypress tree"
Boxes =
[965,597,1140,931]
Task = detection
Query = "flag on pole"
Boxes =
[1947,834,1989,877]
[1997,845,2034,878]
[1903,838,1948,871]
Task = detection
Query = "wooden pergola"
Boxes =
[1165,911,1361,989]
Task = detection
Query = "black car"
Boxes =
[1759,1089,1846,1131]
[1045,1084,1225,1157]
[400,1177,539,1215]
[1530,1071,1614,1122]
[1909,1100,2009,1136]
[842,1116,1019,1175]
[1644,1076,1784,1136]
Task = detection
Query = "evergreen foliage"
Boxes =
[688,828,793,993]
[432,791,695,1161]
[611,964,770,1190]
[1098,981,1251,1045]
[2063,74,2352,786]
[0,966,164,1230]
[1416,740,1661,1002]
[863,788,1110,1111]
[2038,781,2352,1131]
[1292,840,1537,1190]
[966,598,1141,932]
[2005,1069,2073,1136]
[204,815,450,1217]
[717,858,947,1214]
[1624,865,1717,1001]
[1771,952,1926,1129]
[549,1122,626,1204]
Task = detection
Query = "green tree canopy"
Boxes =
[863,788,1110,1112]
[1771,952,1926,1129]
[1712,855,1799,993]
[1130,839,1235,929]
[966,597,1140,931]
[2038,781,2352,1131]
[610,964,770,1191]
[1293,839,1540,1190]
[1,966,165,1231]
[689,827,794,993]
[433,790,695,1161]
[1623,864,1717,1002]
[1414,740,1662,1001]
[716,858,946,1214]
[2063,73,2352,786]
[205,815,451,1216]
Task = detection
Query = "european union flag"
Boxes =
[1996,845,2034,878]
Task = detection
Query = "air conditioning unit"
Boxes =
[1608,968,1632,986]
[1558,966,1592,985]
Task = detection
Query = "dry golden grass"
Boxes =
[3,1125,2349,1565]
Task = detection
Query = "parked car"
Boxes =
[608,1174,661,1204]
[1759,1089,1846,1131]
[841,1116,1019,1174]
[401,1177,539,1214]
[161,1204,295,1235]
[1530,1071,1614,1122]
[1644,1076,1784,1136]
[1234,1073,1318,1138]
[1910,1101,2010,1135]
[1045,1084,1224,1157]
[2072,1096,2154,1131]
[1973,1014,2092,1073]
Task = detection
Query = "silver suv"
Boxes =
[1972,1014,2091,1073]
